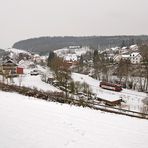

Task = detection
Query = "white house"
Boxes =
[113,54,130,62]
[121,54,130,60]
[119,47,129,54]
[130,45,138,51]
[64,54,78,62]
[130,52,142,64]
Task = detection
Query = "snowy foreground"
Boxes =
[0,91,148,148]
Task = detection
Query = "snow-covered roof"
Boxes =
[130,44,138,49]
[122,54,130,58]
[34,54,40,58]
[96,93,121,102]
[111,47,119,51]
[122,47,128,50]
[3,59,17,65]
[105,48,110,51]
[130,52,140,57]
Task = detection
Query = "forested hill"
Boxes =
[12,36,148,54]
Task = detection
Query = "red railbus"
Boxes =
[100,81,122,92]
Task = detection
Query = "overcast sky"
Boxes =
[0,0,148,48]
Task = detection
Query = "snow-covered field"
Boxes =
[13,74,60,92]
[0,63,60,92]
[0,90,148,148]
[72,73,147,112]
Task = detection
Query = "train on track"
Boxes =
[100,81,122,92]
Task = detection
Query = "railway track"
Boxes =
[89,84,146,98]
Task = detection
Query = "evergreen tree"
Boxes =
[93,49,99,64]
[47,51,55,66]
[79,55,84,67]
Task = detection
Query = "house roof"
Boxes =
[96,93,122,102]
[122,54,130,58]
[130,52,140,57]
[2,59,17,66]
[130,45,138,50]
[122,47,128,50]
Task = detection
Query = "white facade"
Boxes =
[113,52,142,64]
[121,54,130,60]
[64,54,78,62]
[130,52,142,64]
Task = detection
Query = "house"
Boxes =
[1,59,18,78]
[64,54,79,66]
[130,45,138,51]
[119,47,129,54]
[64,54,78,62]
[96,96,122,106]
[113,52,142,64]
[121,54,130,60]
[130,52,142,64]
[113,54,130,62]
[33,54,41,63]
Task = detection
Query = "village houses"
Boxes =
[113,52,142,64]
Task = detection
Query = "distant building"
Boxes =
[33,54,41,63]
[68,46,81,49]
[64,54,78,62]
[1,59,18,78]
[113,54,130,62]
[113,51,142,64]
[119,47,129,54]
[129,45,138,51]
[96,96,123,106]
[130,52,142,64]
[121,54,130,60]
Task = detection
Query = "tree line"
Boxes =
[12,36,148,55]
